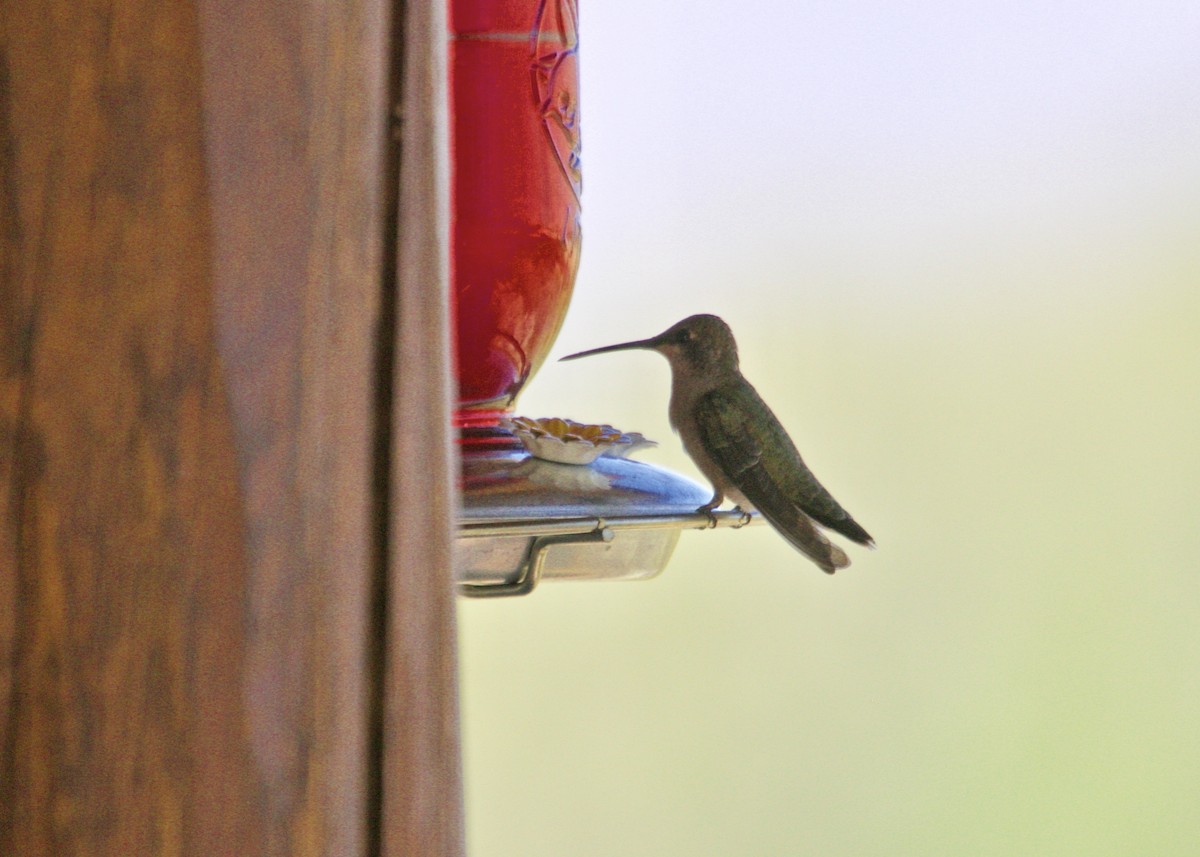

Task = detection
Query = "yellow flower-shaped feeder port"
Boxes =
[502,416,657,465]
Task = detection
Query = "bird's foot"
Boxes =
[730,506,753,528]
[697,501,721,529]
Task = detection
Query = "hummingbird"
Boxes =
[561,314,873,574]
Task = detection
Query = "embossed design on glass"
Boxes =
[533,0,581,203]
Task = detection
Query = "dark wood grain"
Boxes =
[0,4,266,852]
[0,0,464,853]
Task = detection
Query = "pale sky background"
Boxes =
[458,3,1200,855]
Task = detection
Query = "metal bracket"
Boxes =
[458,525,615,598]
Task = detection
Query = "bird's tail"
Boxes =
[763,507,851,574]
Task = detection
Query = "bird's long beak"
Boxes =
[559,336,661,362]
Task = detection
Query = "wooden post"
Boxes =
[0,0,464,853]
[383,0,466,854]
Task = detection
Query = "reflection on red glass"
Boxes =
[450,0,581,438]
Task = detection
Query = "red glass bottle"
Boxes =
[450,0,581,439]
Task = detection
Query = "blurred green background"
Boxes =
[458,2,1200,854]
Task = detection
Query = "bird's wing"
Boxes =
[693,383,873,570]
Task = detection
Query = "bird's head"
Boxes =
[560,314,740,375]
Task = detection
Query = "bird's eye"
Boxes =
[680,328,694,342]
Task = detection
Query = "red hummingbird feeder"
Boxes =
[446,0,759,598]
[450,0,581,440]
